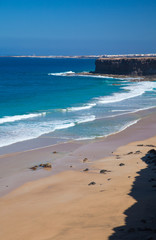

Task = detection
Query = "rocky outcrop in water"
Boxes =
[95,58,156,76]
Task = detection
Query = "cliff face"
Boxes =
[95,58,156,76]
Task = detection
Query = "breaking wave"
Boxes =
[48,71,75,76]
[0,112,46,125]
[97,81,156,104]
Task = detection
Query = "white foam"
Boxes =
[111,110,130,112]
[57,81,156,113]
[0,115,96,148]
[48,71,75,76]
[0,112,46,124]
[97,81,156,104]
[65,103,96,112]
[119,119,140,132]
[76,115,96,124]
[75,119,140,141]
[50,71,143,81]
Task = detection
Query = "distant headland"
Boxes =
[94,57,156,76]
[1,53,156,60]
[1,53,156,78]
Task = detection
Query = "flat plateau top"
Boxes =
[98,57,156,60]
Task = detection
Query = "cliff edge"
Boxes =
[95,58,156,76]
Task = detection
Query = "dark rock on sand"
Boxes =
[135,151,141,154]
[88,181,96,186]
[39,163,52,168]
[83,158,88,163]
[83,168,89,172]
[127,152,133,155]
[119,163,125,166]
[30,165,38,171]
[146,145,156,148]
[100,169,111,174]
[30,163,52,170]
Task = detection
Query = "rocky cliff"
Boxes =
[95,58,156,76]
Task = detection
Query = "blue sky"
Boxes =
[0,0,156,55]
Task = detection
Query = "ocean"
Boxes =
[0,57,156,148]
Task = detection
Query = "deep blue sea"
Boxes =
[0,57,156,148]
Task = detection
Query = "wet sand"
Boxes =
[0,110,156,239]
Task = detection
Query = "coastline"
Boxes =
[76,71,156,82]
[0,67,156,238]
[0,107,156,198]
[0,107,156,239]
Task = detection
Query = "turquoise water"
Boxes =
[0,57,156,147]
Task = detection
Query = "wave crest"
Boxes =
[97,81,156,104]
[48,71,75,76]
[0,112,46,125]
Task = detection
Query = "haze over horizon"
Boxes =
[0,0,156,56]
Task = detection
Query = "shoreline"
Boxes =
[0,107,156,198]
[0,106,156,156]
[76,71,156,81]
[0,111,156,239]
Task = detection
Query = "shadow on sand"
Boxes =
[109,149,156,240]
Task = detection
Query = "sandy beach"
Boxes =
[1,0,156,238]
[0,108,156,239]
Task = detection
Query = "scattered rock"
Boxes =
[88,181,96,186]
[137,144,144,146]
[128,176,131,178]
[119,163,125,166]
[107,178,111,181]
[83,168,89,172]
[100,169,111,174]
[70,165,72,168]
[42,163,52,168]
[135,150,141,154]
[83,158,88,163]
[53,151,57,154]
[127,152,133,155]
[146,145,156,147]
[30,163,52,171]
[30,165,38,171]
